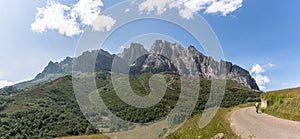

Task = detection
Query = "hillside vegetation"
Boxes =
[58,103,257,139]
[0,74,66,97]
[0,75,99,138]
[91,72,260,132]
[167,108,236,139]
[57,108,236,139]
[0,72,261,138]
[262,87,300,121]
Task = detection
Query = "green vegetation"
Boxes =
[0,86,20,96]
[13,73,67,91]
[57,103,256,139]
[99,73,180,124]
[0,71,261,138]
[0,75,99,138]
[167,103,255,139]
[95,73,260,131]
[0,97,14,112]
[246,97,261,102]
[261,87,300,121]
[0,73,66,97]
[167,108,236,139]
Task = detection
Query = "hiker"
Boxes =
[255,102,259,113]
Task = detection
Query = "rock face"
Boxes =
[35,40,259,90]
[117,43,148,65]
[118,40,259,90]
[129,53,178,74]
[35,56,73,79]
[35,49,115,79]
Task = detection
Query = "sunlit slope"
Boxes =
[262,87,300,121]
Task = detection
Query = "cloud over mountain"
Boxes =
[139,0,244,19]
[32,0,244,36]
[31,0,114,37]
[250,63,274,90]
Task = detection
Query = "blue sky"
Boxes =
[0,0,299,91]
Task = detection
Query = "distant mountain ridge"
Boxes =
[34,40,259,90]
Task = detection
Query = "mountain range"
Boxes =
[0,40,262,138]
[34,40,259,90]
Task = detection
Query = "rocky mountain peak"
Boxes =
[35,60,68,79]
[118,43,148,64]
[61,56,72,65]
[119,40,259,90]
[187,45,197,52]
[150,40,186,60]
[35,40,259,90]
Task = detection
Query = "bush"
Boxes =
[246,97,261,102]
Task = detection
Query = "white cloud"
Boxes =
[205,0,243,16]
[0,80,13,88]
[250,63,273,90]
[31,0,114,37]
[253,74,270,90]
[250,64,264,74]
[125,8,130,13]
[139,0,173,15]
[183,0,213,11]
[266,62,275,68]
[179,7,195,19]
[71,0,103,25]
[31,0,81,37]
[139,0,244,19]
[92,15,116,32]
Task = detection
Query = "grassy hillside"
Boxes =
[91,72,261,132]
[261,87,300,121]
[0,74,67,97]
[167,108,236,139]
[58,103,257,139]
[0,75,100,138]
[0,72,261,138]
[56,108,236,139]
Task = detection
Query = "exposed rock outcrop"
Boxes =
[35,40,259,90]
[119,40,259,90]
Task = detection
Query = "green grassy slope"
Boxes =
[56,108,236,139]
[167,108,236,139]
[261,87,300,121]
[58,103,257,139]
[0,73,67,97]
[167,103,256,139]
[98,73,261,124]
[0,75,100,138]
[0,72,261,138]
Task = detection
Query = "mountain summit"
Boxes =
[119,40,259,90]
[35,40,259,90]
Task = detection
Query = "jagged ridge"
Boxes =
[35,40,259,90]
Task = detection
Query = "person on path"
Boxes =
[255,102,259,113]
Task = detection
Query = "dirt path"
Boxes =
[230,107,300,139]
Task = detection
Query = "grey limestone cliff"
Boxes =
[119,40,259,90]
[35,40,259,90]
